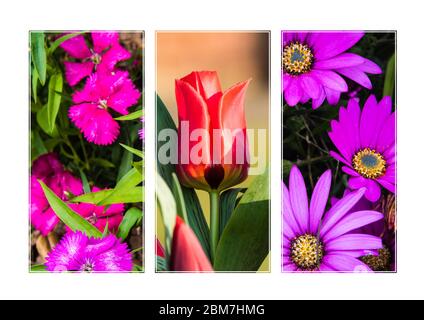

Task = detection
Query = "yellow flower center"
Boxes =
[352,148,386,179]
[291,234,323,270]
[283,42,314,75]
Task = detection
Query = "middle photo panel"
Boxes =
[156,31,270,272]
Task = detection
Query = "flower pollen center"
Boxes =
[360,247,391,271]
[283,42,314,75]
[91,53,102,65]
[352,148,386,179]
[98,99,108,110]
[290,234,323,270]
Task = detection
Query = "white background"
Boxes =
[0,0,422,300]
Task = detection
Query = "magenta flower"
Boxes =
[69,70,141,145]
[328,95,396,202]
[30,153,83,235]
[282,31,382,109]
[60,32,131,86]
[283,166,384,272]
[331,192,396,271]
[45,231,133,272]
[69,187,124,233]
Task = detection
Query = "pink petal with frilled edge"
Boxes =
[64,61,94,86]
[69,103,120,145]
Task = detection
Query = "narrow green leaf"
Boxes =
[79,169,91,194]
[31,32,46,85]
[383,53,396,98]
[91,158,115,168]
[115,109,143,121]
[31,130,47,160]
[47,72,63,134]
[48,32,84,54]
[119,143,144,158]
[39,180,102,238]
[156,172,176,257]
[214,167,269,271]
[156,94,211,258]
[31,66,39,103]
[132,264,144,272]
[171,173,189,226]
[71,186,144,205]
[219,188,244,238]
[117,207,144,240]
[99,168,142,206]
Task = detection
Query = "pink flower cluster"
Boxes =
[30,153,124,235]
[60,32,141,145]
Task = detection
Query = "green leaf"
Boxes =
[31,66,39,103]
[117,207,143,240]
[48,32,84,54]
[171,173,189,225]
[156,95,211,258]
[214,167,269,271]
[37,105,59,137]
[219,188,244,238]
[71,186,144,205]
[156,172,176,257]
[99,167,142,205]
[383,53,396,98]
[47,72,63,134]
[39,180,102,238]
[31,32,46,85]
[117,148,133,181]
[115,109,143,121]
[119,143,144,158]
[132,264,144,272]
[156,255,168,272]
[91,158,115,168]
[30,264,46,272]
[31,130,47,160]
[79,169,91,194]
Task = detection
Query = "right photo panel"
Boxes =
[282,31,396,272]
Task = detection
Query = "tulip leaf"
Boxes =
[156,255,168,272]
[115,109,143,121]
[219,188,245,238]
[30,32,46,85]
[117,207,143,240]
[156,172,177,257]
[383,53,396,99]
[39,180,102,238]
[156,95,211,259]
[214,167,269,271]
[171,173,189,225]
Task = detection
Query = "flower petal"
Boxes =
[289,166,309,233]
[325,234,383,252]
[322,253,372,272]
[309,169,331,234]
[314,53,364,69]
[64,61,94,87]
[59,34,91,59]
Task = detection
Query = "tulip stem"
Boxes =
[209,190,220,262]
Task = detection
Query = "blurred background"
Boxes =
[156,32,270,271]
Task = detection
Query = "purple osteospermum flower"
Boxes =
[45,231,133,272]
[328,95,396,202]
[283,166,384,272]
[282,31,382,109]
[60,32,131,86]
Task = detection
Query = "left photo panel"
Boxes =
[29,31,145,272]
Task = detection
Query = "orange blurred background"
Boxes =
[156,32,270,271]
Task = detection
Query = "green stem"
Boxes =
[209,190,220,262]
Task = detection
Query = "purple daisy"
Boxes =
[328,95,396,202]
[282,31,382,109]
[283,165,384,272]
[45,231,133,272]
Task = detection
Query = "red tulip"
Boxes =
[170,216,213,272]
[175,71,250,192]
